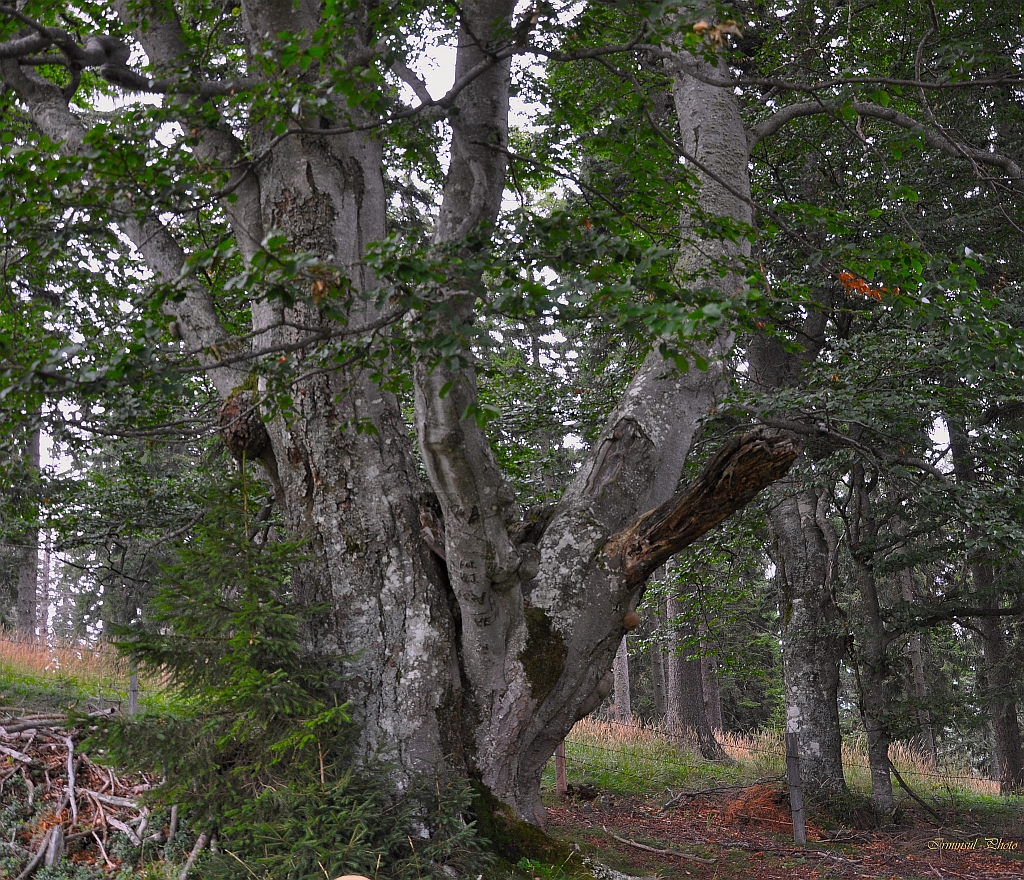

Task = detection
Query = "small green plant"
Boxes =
[86,480,491,880]
[517,856,567,878]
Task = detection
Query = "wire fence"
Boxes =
[545,715,1021,802]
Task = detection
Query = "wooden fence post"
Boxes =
[785,731,807,845]
[555,740,567,798]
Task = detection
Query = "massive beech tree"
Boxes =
[2,0,1022,825]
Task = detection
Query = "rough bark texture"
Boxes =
[749,316,848,799]
[0,4,799,825]
[771,489,848,798]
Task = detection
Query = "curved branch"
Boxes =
[111,1,265,261]
[757,415,949,481]
[749,100,1023,183]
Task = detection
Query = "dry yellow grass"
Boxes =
[0,631,130,697]
[556,717,999,800]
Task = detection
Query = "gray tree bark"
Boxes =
[0,5,799,824]
[749,320,848,799]
[771,488,848,798]
[848,463,895,819]
[612,637,632,724]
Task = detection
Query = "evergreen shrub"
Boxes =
[87,483,490,879]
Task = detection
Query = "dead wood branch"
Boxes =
[14,827,52,880]
[65,736,78,824]
[608,427,800,584]
[606,828,718,864]
[178,830,211,880]
[0,743,33,763]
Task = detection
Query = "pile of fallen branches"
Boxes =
[0,710,202,879]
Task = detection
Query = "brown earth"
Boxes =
[545,784,1024,880]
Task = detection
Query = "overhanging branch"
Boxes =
[606,427,800,585]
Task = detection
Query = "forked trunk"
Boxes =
[2,1,799,825]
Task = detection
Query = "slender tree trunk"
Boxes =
[848,463,894,820]
[15,424,40,640]
[771,489,848,798]
[612,636,632,724]
[949,423,1024,794]
[900,572,936,766]
[701,639,723,732]
[651,634,668,720]
[39,533,51,643]
[977,609,1024,792]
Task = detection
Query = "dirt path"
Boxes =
[546,784,1024,880]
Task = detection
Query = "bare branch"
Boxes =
[757,415,949,481]
[749,100,1023,183]
[391,58,433,105]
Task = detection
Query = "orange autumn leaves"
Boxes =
[839,270,899,301]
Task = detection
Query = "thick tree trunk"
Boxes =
[771,489,848,798]
[1,3,798,826]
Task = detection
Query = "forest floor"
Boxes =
[4,710,1024,879]
[543,783,1024,880]
[4,634,1024,880]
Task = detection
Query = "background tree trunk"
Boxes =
[666,596,724,759]
[848,462,894,819]
[949,423,1024,793]
[700,630,724,733]
[612,636,632,724]
[900,572,937,766]
[771,489,848,798]
[15,423,40,640]
[651,631,668,720]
